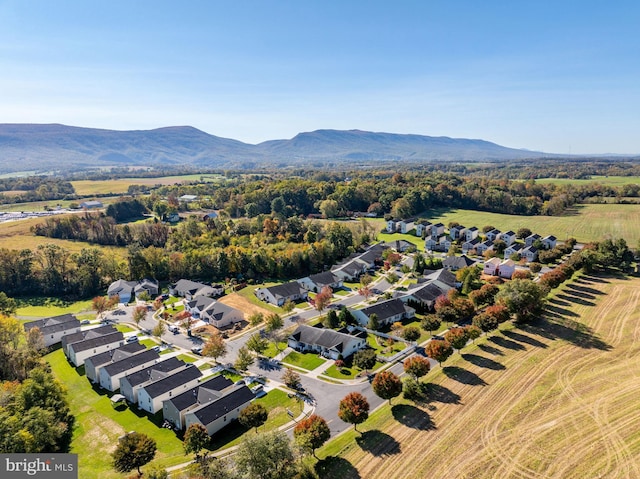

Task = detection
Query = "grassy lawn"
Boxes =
[533,175,640,187]
[262,341,288,358]
[139,338,157,348]
[366,334,406,357]
[176,354,198,363]
[45,349,187,479]
[114,324,134,333]
[322,356,385,380]
[71,175,224,196]
[16,297,94,317]
[234,283,285,314]
[282,351,327,371]
[209,388,303,450]
[378,231,425,250]
[334,289,350,296]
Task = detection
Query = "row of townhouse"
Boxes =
[23,313,81,347]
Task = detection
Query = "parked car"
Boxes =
[126,335,139,343]
[80,319,91,325]
[191,346,203,355]
[151,345,161,352]
[161,293,169,300]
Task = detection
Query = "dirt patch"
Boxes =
[218,293,271,317]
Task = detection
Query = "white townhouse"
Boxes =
[184,385,255,436]
[23,314,80,347]
[99,349,160,391]
[120,357,186,404]
[137,365,203,414]
[66,332,125,367]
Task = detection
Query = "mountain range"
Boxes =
[0,123,555,173]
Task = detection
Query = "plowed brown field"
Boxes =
[320,274,640,479]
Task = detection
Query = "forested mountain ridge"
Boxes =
[0,124,551,173]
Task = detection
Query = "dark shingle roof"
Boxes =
[102,349,160,377]
[360,298,408,321]
[262,282,305,298]
[62,325,116,348]
[165,375,233,413]
[107,279,136,296]
[69,331,124,353]
[424,269,457,288]
[124,357,185,388]
[443,255,476,270]
[307,271,340,285]
[290,325,361,352]
[407,282,447,304]
[191,385,255,426]
[85,342,146,368]
[143,366,202,399]
[174,279,210,295]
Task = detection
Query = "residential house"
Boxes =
[430,223,446,238]
[501,230,517,246]
[354,298,415,328]
[425,235,447,252]
[84,342,146,383]
[202,212,218,221]
[120,357,186,404]
[461,237,481,255]
[79,200,103,209]
[107,279,158,303]
[134,279,159,298]
[476,240,494,256]
[163,375,234,430]
[415,221,431,237]
[254,282,308,307]
[386,219,400,233]
[483,257,502,276]
[525,233,542,247]
[542,235,557,250]
[171,279,223,300]
[465,227,479,242]
[331,259,368,281]
[184,385,255,436]
[423,268,458,291]
[61,325,117,357]
[449,224,466,240]
[401,282,450,311]
[288,325,367,360]
[485,229,501,242]
[185,297,244,329]
[297,271,343,293]
[504,243,524,258]
[179,195,198,202]
[66,331,125,367]
[398,219,415,234]
[498,259,516,279]
[442,255,476,271]
[23,313,80,347]
[522,246,539,262]
[384,239,414,252]
[99,349,161,391]
[137,365,203,414]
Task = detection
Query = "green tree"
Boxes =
[402,326,421,342]
[238,403,269,433]
[248,312,264,326]
[319,199,340,218]
[183,423,210,462]
[132,305,147,327]
[420,315,441,336]
[465,324,482,343]
[324,309,339,329]
[0,292,17,316]
[367,313,380,331]
[353,348,376,372]
[517,227,532,239]
[338,392,370,432]
[246,333,269,356]
[234,346,255,372]
[151,321,166,339]
[403,355,431,380]
[495,279,547,322]
[112,432,157,477]
[235,431,297,479]
[472,313,499,333]
[372,370,403,404]
[293,414,331,458]
[281,299,295,313]
[202,332,227,363]
[265,313,284,333]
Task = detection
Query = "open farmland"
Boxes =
[318,274,640,479]
[71,174,224,195]
[534,175,640,187]
[371,203,640,245]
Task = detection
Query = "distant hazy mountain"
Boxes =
[0,123,549,173]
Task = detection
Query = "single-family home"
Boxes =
[542,235,557,250]
[443,255,476,271]
[120,357,186,404]
[522,246,539,262]
[23,313,81,347]
[79,200,103,209]
[171,279,223,300]
[384,239,414,252]
[449,224,466,240]
[66,331,125,367]
[179,195,198,203]
[461,237,481,255]
[525,233,542,247]
[430,223,446,238]
[465,227,479,242]
[61,325,116,356]
[425,235,447,252]
[331,259,368,281]
[501,231,517,246]
[107,279,159,303]
[297,271,343,293]
[354,298,415,328]
[137,365,203,414]
[498,259,516,278]
[202,212,218,221]
[84,342,146,383]
[485,229,501,242]
[423,268,458,290]
[504,243,524,258]
[415,221,431,237]
[288,325,367,360]
[476,240,494,256]
[163,375,234,430]
[386,219,400,233]
[254,282,308,307]
[184,385,255,436]
[134,279,159,298]
[398,219,415,234]
[483,257,502,276]
[186,297,244,329]
[99,349,161,391]
[401,282,450,311]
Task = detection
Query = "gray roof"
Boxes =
[187,296,216,310]
[107,279,136,296]
[85,342,146,368]
[68,331,124,353]
[424,268,457,288]
[24,314,80,335]
[165,375,233,413]
[290,325,361,353]
[360,298,409,321]
[202,301,242,322]
[102,349,160,377]
[173,279,212,296]
[142,365,203,399]
[123,357,185,388]
[190,385,255,426]
[406,282,448,304]
[261,281,305,299]
[62,325,117,348]
[306,271,341,286]
[443,255,476,269]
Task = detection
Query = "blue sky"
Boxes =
[1,1,639,154]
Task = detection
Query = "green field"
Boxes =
[71,174,224,196]
[534,175,640,186]
[16,298,94,318]
[282,351,327,371]
[370,203,640,245]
